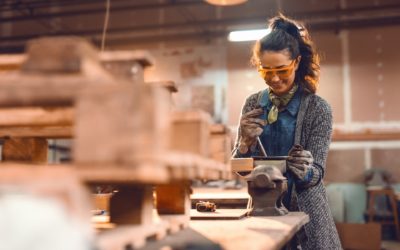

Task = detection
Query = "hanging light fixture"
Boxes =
[228,29,271,42]
[204,0,248,6]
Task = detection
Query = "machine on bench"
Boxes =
[232,138,289,216]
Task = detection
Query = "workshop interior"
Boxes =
[0,0,400,249]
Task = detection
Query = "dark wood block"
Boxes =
[2,137,48,163]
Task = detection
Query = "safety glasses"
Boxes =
[257,60,296,80]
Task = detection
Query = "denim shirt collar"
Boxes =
[259,86,301,117]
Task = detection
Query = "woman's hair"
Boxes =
[251,14,320,94]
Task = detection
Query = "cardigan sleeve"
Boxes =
[296,95,332,189]
[232,91,262,158]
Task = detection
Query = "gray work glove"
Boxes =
[287,144,314,181]
[238,108,267,154]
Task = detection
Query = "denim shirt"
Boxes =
[258,87,302,208]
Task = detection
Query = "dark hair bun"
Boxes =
[269,15,301,39]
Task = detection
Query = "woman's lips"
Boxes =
[268,82,283,88]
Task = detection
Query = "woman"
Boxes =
[232,14,342,249]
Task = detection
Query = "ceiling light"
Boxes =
[228,29,271,42]
[205,0,248,6]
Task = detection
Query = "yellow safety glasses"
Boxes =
[257,60,296,80]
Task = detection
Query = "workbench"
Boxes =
[137,211,309,250]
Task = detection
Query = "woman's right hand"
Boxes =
[238,108,267,154]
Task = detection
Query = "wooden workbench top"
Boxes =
[190,211,309,250]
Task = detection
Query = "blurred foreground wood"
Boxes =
[0,37,232,250]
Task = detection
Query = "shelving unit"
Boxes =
[0,37,231,250]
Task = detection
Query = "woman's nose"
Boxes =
[270,74,280,82]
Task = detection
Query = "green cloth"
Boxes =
[267,84,298,124]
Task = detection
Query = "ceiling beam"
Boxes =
[3,14,400,53]
[1,8,399,44]
[0,0,204,23]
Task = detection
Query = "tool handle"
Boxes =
[256,136,268,157]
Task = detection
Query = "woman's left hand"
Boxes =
[287,144,314,181]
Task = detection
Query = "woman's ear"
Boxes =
[295,56,302,70]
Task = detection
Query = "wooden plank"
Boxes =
[0,107,73,126]
[158,151,231,180]
[2,137,48,163]
[190,212,309,250]
[0,54,26,71]
[210,124,229,134]
[210,133,232,164]
[231,158,254,172]
[77,162,170,184]
[22,37,103,75]
[190,209,248,220]
[74,83,170,165]
[100,50,155,67]
[100,50,154,84]
[0,73,114,107]
[170,110,212,157]
[0,37,118,107]
[0,125,72,138]
[0,50,154,72]
[109,185,153,225]
[156,181,191,215]
[78,152,231,184]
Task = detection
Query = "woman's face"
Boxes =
[258,50,299,96]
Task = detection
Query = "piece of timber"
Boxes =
[0,107,73,126]
[22,37,110,79]
[109,185,153,225]
[2,137,48,163]
[0,73,116,107]
[156,151,231,180]
[231,157,254,172]
[100,50,154,68]
[0,54,26,71]
[0,125,72,138]
[170,110,212,158]
[100,50,154,84]
[190,209,248,220]
[146,81,177,111]
[210,126,232,164]
[74,83,170,165]
[190,212,309,250]
[77,162,170,184]
[0,37,119,107]
[0,49,155,74]
[77,152,231,184]
[156,181,191,215]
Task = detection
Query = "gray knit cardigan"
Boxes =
[233,89,342,250]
